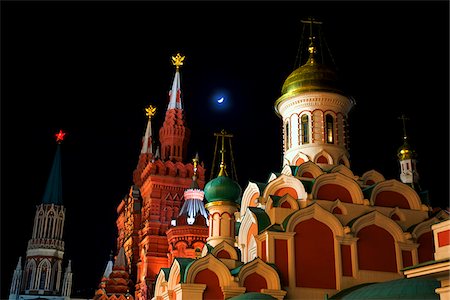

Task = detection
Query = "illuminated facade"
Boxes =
[113,54,207,300]
[9,133,73,300]
[149,20,449,300]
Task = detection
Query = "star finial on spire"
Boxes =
[171,53,185,70]
[55,130,66,144]
[145,105,157,120]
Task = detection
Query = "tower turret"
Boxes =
[397,114,420,189]
[159,53,191,162]
[204,130,242,248]
[10,130,72,300]
[274,18,354,168]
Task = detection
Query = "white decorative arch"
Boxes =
[296,161,323,178]
[370,179,422,210]
[291,152,310,166]
[241,182,262,216]
[351,211,405,242]
[36,258,51,290]
[312,173,364,204]
[411,217,439,240]
[266,194,299,212]
[284,203,344,236]
[268,173,278,183]
[25,259,37,290]
[281,165,293,176]
[262,174,307,201]
[314,149,334,165]
[331,199,348,216]
[154,269,169,297]
[337,154,350,168]
[330,164,356,179]
[167,259,183,290]
[211,241,239,260]
[238,257,282,290]
[248,235,257,262]
[184,254,233,287]
[238,209,258,249]
[360,169,385,185]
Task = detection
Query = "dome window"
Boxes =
[326,114,334,144]
[301,114,309,144]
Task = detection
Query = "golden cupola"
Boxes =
[274,18,354,168]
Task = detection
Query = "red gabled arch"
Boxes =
[317,183,353,203]
[244,272,268,293]
[294,218,336,289]
[357,225,397,272]
[194,269,223,299]
[374,191,410,209]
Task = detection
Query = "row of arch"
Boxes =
[239,204,437,290]
[154,251,284,300]
[284,110,349,151]
[241,174,424,216]
[22,258,62,292]
[32,204,65,241]
[287,150,350,167]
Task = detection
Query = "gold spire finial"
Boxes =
[301,17,322,65]
[145,105,157,120]
[398,113,409,140]
[171,53,185,70]
[192,153,199,178]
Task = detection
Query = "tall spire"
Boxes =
[159,53,191,162]
[141,105,157,154]
[42,129,65,205]
[167,53,184,110]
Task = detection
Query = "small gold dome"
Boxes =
[397,140,416,160]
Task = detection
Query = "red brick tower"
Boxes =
[116,54,205,300]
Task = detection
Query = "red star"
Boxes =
[55,130,66,143]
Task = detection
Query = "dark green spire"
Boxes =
[42,138,63,205]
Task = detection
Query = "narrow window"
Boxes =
[326,115,334,144]
[285,121,290,150]
[39,267,47,289]
[301,115,309,144]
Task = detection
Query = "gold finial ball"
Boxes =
[172,53,185,69]
[145,105,157,119]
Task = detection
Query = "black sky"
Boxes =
[1,1,449,298]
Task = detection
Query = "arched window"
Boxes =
[301,115,309,144]
[285,121,290,150]
[326,115,334,144]
[39,267,47,290]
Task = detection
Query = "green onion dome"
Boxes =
[204,174,242,204]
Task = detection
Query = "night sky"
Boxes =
[1,1,449,298]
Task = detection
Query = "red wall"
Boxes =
[261,240,267,262]
[317,184,353,203]
[302,172,314,178]
[294,218,336,289]
[418,231,434,263]
[216,250,231,259]
[402,250,413,268]
[341,245,352,276]
[275,239,289,286]
[374,191,410,209]
[244,273,268,293]
[438,230,450,247]
[194,269,223,300]
[357,225,397,272]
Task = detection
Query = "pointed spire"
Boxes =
[42,130,64,205]
[15,257,22,271]
[141,105,157,154]
[114,247,127,269]
[167,53,185,110]
[102,252,114,279]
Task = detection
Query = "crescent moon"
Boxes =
[217,97,224,104]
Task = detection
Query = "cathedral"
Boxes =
[10,18,449,300]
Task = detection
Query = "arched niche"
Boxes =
[262,174,307,202]
[292,152,310,167]
[238,258,282,290]
[312,173,364,204]
[370,179,422,210]
[314,150,333,165]
[240,182,262,216]
[184,254,233,287]
[211,241,239,260]
[330,164,355,179]
[296,161,323,179]
[360,169,385,186]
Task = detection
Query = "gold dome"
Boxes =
[281,58,342,96]
[397,140,416,160]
